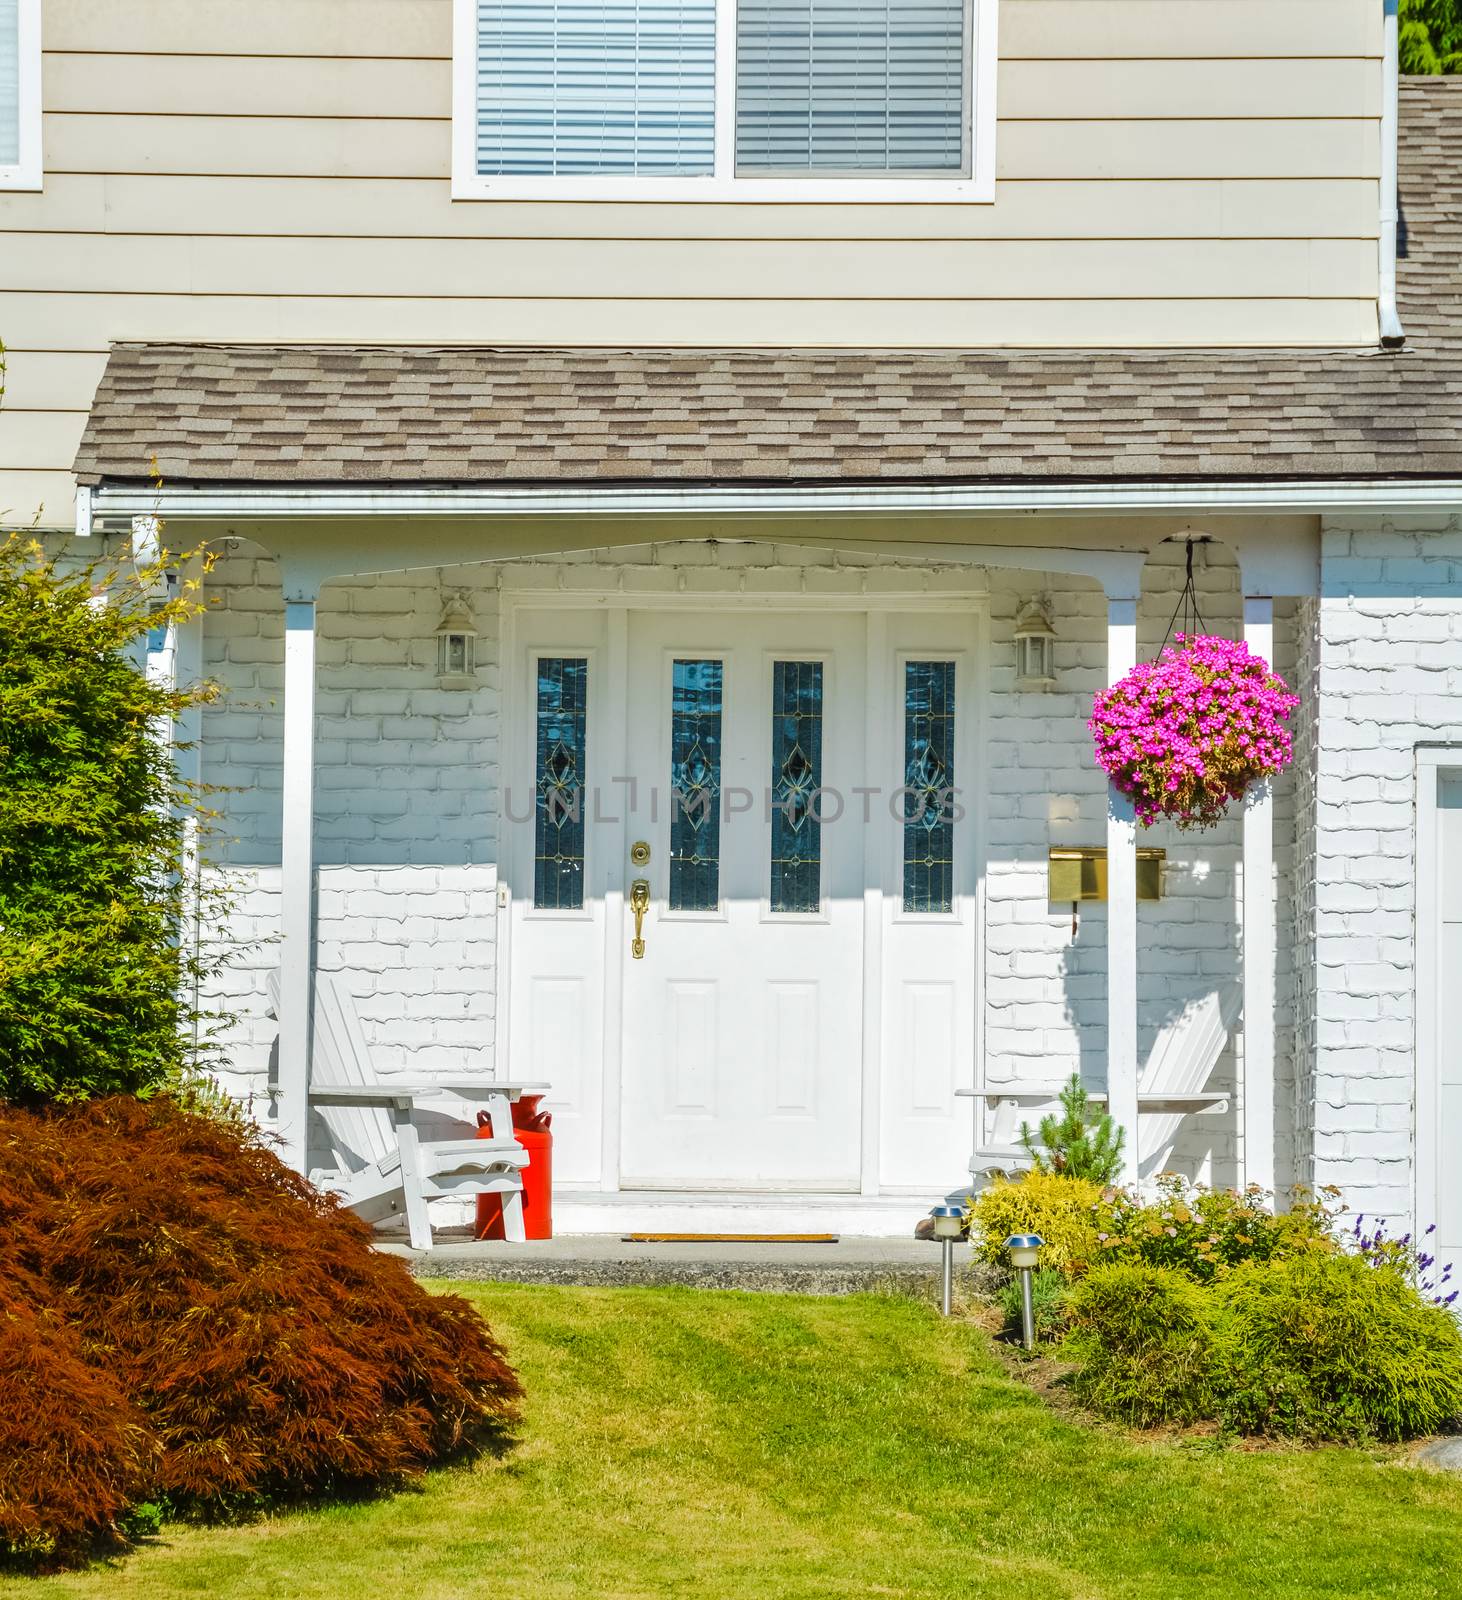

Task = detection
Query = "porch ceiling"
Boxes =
[74,81,1462,493]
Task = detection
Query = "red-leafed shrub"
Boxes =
[0,1293,157,1566]
[0,1097,520,1565]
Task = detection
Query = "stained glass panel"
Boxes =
[670,659,723,911]
[903,660,955,914]
[770,660,824,913]
[534,657,588,909]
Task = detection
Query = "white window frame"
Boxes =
[451,0,996,203]
[0,0,41,191]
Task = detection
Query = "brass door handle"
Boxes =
[630,879,650,959]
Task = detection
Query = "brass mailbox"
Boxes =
[1048,846,1165,903]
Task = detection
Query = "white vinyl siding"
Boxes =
[476,0,716,176]
[0,0,38,188]
[736,0,967,176]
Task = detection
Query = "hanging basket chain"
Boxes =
[1160,539,1209,655]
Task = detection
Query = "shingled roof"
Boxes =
[74,79,1462,491]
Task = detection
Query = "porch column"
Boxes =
[168,561,207,1000]
[1106,592,1140,1182]
[1242,595,1277,1195]
[276,582,320,1173]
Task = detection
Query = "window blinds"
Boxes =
[0,0,19,167]
[476,0,716,176]
[735,0,966,175]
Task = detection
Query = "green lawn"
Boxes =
[9,1283,1462,1600]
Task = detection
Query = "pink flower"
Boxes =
[1089,634,1298,829]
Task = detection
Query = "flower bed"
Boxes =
[969,1172,1462,1443]
[1089,634,1299,828]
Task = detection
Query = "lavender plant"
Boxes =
[1352,1215,1458,1309]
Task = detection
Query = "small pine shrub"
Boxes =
[997,1267,1070,1344]
[1066,1265,1219,1428]
[1217,1253,1462,1443]
[1019,1074,1126,1185]
[0,1097,521,1564]
[968,1171,1106,1273]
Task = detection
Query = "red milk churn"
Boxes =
[475,1094,553,1241]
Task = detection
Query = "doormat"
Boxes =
[623,1232,840,1244]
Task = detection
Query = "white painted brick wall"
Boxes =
[984,537,1298,1188]
[1299,515,1462,1230]
[200,548,502,1101]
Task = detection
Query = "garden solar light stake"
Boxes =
[929,1206,963,1316]
[1006,1235,1044,1349]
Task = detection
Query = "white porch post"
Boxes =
[1106,592,1140,1182]
[1242,595,1277,1195]
[277,584,320,1173]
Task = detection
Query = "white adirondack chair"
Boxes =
[969,988,1238,1185]
[267,969,529,1249]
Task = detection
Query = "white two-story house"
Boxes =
[2,0,1461,1242]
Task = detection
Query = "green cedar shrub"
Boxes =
[1065,1265,1220,1427]
[1018,1073,1126,1184]
[1216,1253,1462,1443]
[0,533,226,1105]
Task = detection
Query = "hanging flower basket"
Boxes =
[1089,634,1300,829]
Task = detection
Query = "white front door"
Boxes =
[504,596,980,1195]
[618,611,866,1188]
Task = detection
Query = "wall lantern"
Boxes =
[435,593,477,689]
[1014,597,1057,689]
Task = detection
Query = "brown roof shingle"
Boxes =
[73,79,1462,490]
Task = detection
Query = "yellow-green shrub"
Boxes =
[1066,1265,1218,1427]
[967,1172,1106,1273]
[1219,1253,1462,1442]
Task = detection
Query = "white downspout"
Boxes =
[1380,0,1406,348]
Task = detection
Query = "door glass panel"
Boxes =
[670,658,724,911]
[903,660,955,914]
[534,656,588,909]
[770,659,824,913]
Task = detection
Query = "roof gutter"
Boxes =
[1379,0,1406,348]
[81,478,1462,529]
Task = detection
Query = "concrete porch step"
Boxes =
[389,1231,970,1296]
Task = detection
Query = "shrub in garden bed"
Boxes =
[0,1097,521,1568]
[974,1170,1462,1442]
[968,1172,1339,1283]
[968,1172,1107,1274]
[1066,1266,1220,1428]
[1220,1253,1462,1443]
[1064,1255,1462,1442]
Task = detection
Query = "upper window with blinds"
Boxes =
[0,0,41,191]
[452,0,996,201]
